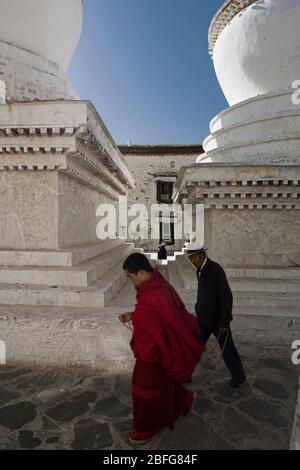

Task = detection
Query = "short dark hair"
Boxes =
[123,253,153,274]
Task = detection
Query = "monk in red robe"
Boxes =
[119,253,205,448]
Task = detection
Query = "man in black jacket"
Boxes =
[186,243,246,388]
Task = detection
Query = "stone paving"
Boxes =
[0,341,299,450]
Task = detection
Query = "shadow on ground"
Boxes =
[0,342,298,450]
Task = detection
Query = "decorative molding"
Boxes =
[190,179,300,188]
[0,154,65,171]
[0,125,76,155]
[203,202,296,210]
[63,158,121,201]
[0,101,135,194]
[190,179,300,210]
[176,164,300,210]
[69,142,127,195]
[0,109,131,198]
[84,104,135,189]
[209,0,257,54]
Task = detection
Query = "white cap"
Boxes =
[186,242,206,256]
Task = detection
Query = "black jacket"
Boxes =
[195,258,233,328]
[158,246,167,260]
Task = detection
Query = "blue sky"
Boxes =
[69,0,228,145]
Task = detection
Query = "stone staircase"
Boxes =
[171,254,300,346]
[0,241,134,309]
[142,256,300,335]
[175,254,300,304]
[0,240,139,371]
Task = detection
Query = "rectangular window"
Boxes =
[156,181,173,203]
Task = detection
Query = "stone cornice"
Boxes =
[0,101,134,199]
[85,103,135,189]
[209,0,258,54]
[174,163,300,210]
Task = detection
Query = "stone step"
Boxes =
[230,278,300,294]
[175,255,197,290]
[175,256,300,293]
[233,292,300,308]
[182,283,300,299]
[0,254,132,309]
[0,243,134,287]
[226,267,300,280]
[71,239,125,266]
[166,260,184,289]
[156,264,169,281]
[232,305,300,318]
[141,249,186,263]
[183,288,300,309]
[93,257,132,307]
[0,239,123,267]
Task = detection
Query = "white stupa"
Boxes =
[0,0,83,101]
[174,0,300,310]
[180,2,300,449]
[198,0,300,164]
[0,0,135,373]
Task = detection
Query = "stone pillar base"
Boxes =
[0,40,79,103]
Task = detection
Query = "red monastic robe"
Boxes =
[130,269,205,433]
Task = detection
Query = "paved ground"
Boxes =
[0,341,298,450]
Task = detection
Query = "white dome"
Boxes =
[211,0,300,105]
[0,0,83,71]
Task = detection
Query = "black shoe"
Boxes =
[227,378,247,388]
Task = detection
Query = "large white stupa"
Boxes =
[0,0,135,374]
[175,1,300,449]
[175,1,300,306]
[198,0,300,165]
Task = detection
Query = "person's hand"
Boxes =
[219,326,228,335]
[118,312,133,324]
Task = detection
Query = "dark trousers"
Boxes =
[199,326,246,382]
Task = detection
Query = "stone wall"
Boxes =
[204,209,300,268]
[58,173,116,249]
[0,171,59,250]
[0,170,118,251]
[0,308,134,372]
[0,101,133,252]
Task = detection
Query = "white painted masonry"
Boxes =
[211,0,300,106]
[0,0,83,101]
